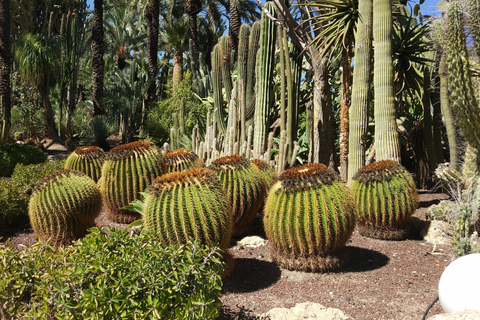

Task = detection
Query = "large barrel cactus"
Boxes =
[251,159,278,192]
[99,140,165,224]
[351,160,419,240]
[143,167,234,274]
[264,163,356,272]
[28,169,102,246]
[64,146,105,182]
[208,155,266,237]
[164,148,205,173]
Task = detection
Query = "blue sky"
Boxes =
[420,0,442,16]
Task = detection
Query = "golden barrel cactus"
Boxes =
[64,146,105,182]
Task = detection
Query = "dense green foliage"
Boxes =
[0,143,45,176]
[0,160,65,231]
[0,228,224,319]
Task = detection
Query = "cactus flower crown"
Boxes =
[106,140,156,160]
[278,163,339,193]
[209,154,249,170]
[352,160,406,183]
[73,146,105,159]
[32,169,89,194]
[164,148,200,164]
[148,168,220,193]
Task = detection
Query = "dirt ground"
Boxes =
[1,190,453,320]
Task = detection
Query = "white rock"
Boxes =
[236,236,267,248]
[261,302,353,320]
[420,220,454,246]
[427,309,480,320]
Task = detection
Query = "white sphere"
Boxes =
[438,253,480,313]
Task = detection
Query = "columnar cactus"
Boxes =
[264,164,355,272]
[64,146,105,182]
[350,160,419,240]
[208,155,266,237]
[99,140,165,224]
[164,148,205,173]
[251,159,278,192]
[28,169,102,246]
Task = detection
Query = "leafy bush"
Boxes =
[0,160,65,230]
[0,228,224,319]
[0,143,45,177]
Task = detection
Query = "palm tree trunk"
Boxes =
[38,81,58,140]
[172,48,183,89]
[339,46,352,181]
[145,0,159,105]
[229,0,240,62]
[0,0,11,143]
[186,0,201,72]
[373,0,400,162]
[347,0,373,184]
[92,0,104,116]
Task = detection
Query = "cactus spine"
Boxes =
[64,146,105,182]
[253,2,276,158]
[351,160,419,240]
[99,140,165,224]
[208,155,266,237]
[164,148,205,173]
[264,164,356,272]
[28,170,102,246]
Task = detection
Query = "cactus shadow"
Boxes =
[340,246,390,272]
[222,258,281,293]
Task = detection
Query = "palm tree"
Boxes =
[92,0,105,116]
[0,0,11,143]
[145,0,160,108]
[15,33,60,141]
[185,0,202,71]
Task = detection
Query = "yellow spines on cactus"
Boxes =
[28,169,102,246]
[264,163,356,272]
[99,140,165,224]
[64,146,105,182]
[164,148,205,173]
[208,155,267,238]
[351,160,419,240]
[251,158,278,192]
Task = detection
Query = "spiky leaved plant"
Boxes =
[251,159,278,192]
[264,163,355,272]
[64,146,105,182]
[351,160,419,240]
[164,148,205,173]
[143,167,233,274]
[28,169,102,246]
[208,155,266,237]
[98,140,165,224]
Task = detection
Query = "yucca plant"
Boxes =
[164,148,205,173]
[28,169,102,246]
[64,146,105,182]
[351,160,419,240]
[264,163,356,272]
[208,155,266,237]
[98,140,165,224]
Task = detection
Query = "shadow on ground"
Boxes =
[222,258,281,293]
[340,246,390,272]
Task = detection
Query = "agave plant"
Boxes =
[264,163,356,272]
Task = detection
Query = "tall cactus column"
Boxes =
[264,164,356,272]
[252,2,276,158]
[99,140,165,224]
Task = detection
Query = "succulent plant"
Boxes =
[143,167,234,275]
[251,159,278,192]
[351,160,419,240]
[264,163,356,272]
[28,169,102,246]
[98,140,165,224]
[164,148,205,173]
[208,155,266,237]
[64,146,105,182]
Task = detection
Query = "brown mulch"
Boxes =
[1,190,453,320]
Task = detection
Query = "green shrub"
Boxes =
[0,228,224,319]
[0,143,45,177]
[0,160,65,231]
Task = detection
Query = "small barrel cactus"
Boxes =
[143,168,234,275]
[351,160,419,240]
[99,140,165,224]
[28,169,102,246]
[64,146,105,182]
[251,159,278,192]
[208,155,267,237]
[264,163,356,272]
[164,148,205,173]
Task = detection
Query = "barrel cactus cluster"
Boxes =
[64,146,105,182]
[350,160,419,240]
[98,140,165,224]
[263,163,356,272]
[208,155,267,237]
[28,169,102,246]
